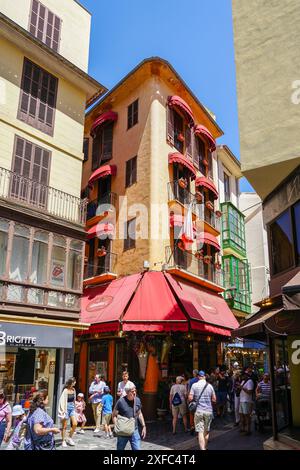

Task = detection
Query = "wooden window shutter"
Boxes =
[92,132,101,171]
[125,159,131,188]
[83,138,89,162]
[185,126,192,160]
[132,156,137,184]
[192,134,198,168]
[29,1,61,52]
[167,105,174,145]
[101,123,113,162]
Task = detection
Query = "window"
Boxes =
[173,110,184,154]
[127,99,138,129]
[30,230,48,285]
[9,225,30,283]
[224,172,231,201]
[125,156,137,188]
[270,210,294,275]
[51,235,66,287]
[196,137,206,175]
[91,122,113,170]
[124,218,136,251]
[208,151,213,179]
[83,138,89,162]
[67,240,83,290]
[11,136,51,208]
[0,219,9,276]
[29,0,61,52]
[18,58,58,135]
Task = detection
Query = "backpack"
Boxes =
[172,392,182,407]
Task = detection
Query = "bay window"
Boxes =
[0,219,9,276]
[67,240,83,290]
[51,235,66,287]
[30,230,48,284]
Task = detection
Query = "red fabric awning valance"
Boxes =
[165,274,239,336]
[194,124,216,152]
[168,152,196,180]
[88,165,117,185]
[168,96,194,124]
[196,232,220,251]
[90,111,118,137]
[87,222,115,239]
[195,176,218,199]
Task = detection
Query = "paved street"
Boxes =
[53,416,271,451]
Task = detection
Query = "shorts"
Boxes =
[65,402,76,419]
[102,413,112,425]
[172,403,187,417]
[194,412,213,433]
[239,402,253,415]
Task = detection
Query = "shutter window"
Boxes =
[192,134,198,168]
[124,218,136,251]
[128,99,139,129]
[125,156,137,188]
[101,122,113,162]
[83,138,89,162]
[29,0,61,52]
[92,131,101,171]
[185,126,192,160]
[167,105,174,145]
[18,58,58,135]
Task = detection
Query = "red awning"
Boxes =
[196,232,220,251]
[90,111,118,137]
[122,272,188,332]
[168,153,197,180]
[168,96,194,124]
[80,273,142,332]
[194,125,216,152]
[89,165,117,185]
[195,176,218,200]
[87,223,115,239]
[165,274,239,336]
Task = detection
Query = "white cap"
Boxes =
[77,393,84,398]
[233,362,239,367]
[12,405,25,417]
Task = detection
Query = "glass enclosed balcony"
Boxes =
[221,202,246,258]
[223,255,252,314]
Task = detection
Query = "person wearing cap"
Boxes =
[6,405,26,450]
[188,371,216,450]
[75,393,87,434]
[101,386,113,438]
[112,383,146,450]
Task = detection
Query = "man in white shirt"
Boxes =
[238,368,254,436]
[188,371,216,450]
[89,374,106,433]
[117,371,135,398]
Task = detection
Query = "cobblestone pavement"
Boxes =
[52,414,271,451]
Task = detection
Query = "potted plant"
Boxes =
[157,381,169,420]
[205,200,214,211]
[215,210,222,218]
[177,132,185,142]
[204,255,212,264]
[195,249,204,260]
[97,246,107,257]
[178,177,187,189]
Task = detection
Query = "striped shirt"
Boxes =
[258,381,271,399]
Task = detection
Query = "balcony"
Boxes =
[83,251,117,285]
[165,246,224,292]
[86,192,117,225]
[0,166,87,225]
[223,254,252,315]
[224,290,252,315]
[221,202,246,258]
[168,180,194,206]
[194,204,221,234]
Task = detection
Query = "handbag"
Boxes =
[188,383,208,413]
[114,399,136,437]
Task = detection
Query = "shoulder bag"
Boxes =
[27,413,55,451]
[114,399,137,437]
[188,383,209,413]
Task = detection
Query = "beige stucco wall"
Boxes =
[0,36,86,197]
[232,0,300,199]
[0,0,91,72]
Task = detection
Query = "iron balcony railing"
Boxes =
[84,251,117,278]
[168,180,194,206]
[0,166,87,225]
[165,245,224,287]
[194,204,221,232]
[86,192,117,221]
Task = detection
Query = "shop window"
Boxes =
[270,210,294,275]
[0,219,9,276]
[50,235,66,287]
[30,230,48,285]
[67,240,83,290]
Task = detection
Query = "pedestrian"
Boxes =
[89,373,106,433]
[75,393,87,434]
[187,370,199,435]
[112,383,146,450]
[117,371,135,398]
[102,386,113,438]
[0,390,12,448]
[238,368,255,436]
[58,377,77,447]
[256,373,271,400]
[233,370,242,426]
[216,369,229,417]
[188,370,216,451]
[24,390,60,450]
[169,376,188,435]
[6,405,27,450]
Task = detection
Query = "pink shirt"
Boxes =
[0,402,12,423]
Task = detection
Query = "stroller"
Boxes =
[254,397,272,432]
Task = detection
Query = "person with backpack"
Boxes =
[238,368,255,436]
[188,370,216,450]
[169,376,188,435]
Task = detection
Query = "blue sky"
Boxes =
[81,0,253,192]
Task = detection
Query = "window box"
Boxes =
[97,247,107,257]
[205,201,214,211]
[178,177,188,189]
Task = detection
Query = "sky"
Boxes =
[80,0,253,192]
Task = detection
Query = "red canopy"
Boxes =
[194,124,216,152]
[89,165,117,185]
[80,273,142,332]
[195,176,218,200]
[168,95,194,124]
[165,274,239,336]
[169,152,196,180]
[90,111,118,137]
[122,272,188,332]
[196,232,220,251]
[87,222,115,239]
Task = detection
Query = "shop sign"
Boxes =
[291,340,300,365]
[0,322,73,348]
